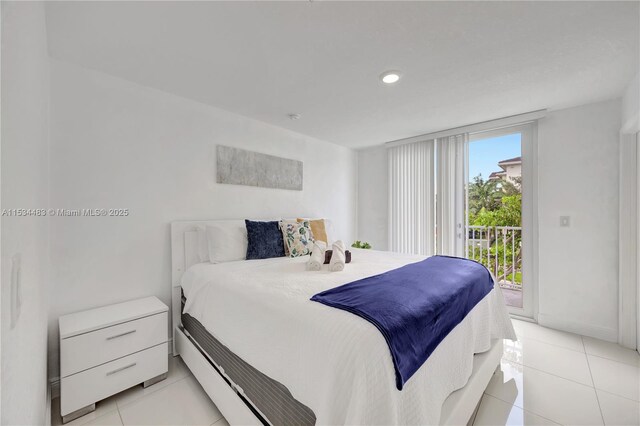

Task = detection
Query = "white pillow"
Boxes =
[206,221,248,263]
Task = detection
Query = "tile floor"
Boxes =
[473,320,640,426]
[52,319,640,426]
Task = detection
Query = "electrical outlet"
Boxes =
[560,216,570,227]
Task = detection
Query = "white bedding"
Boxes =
[182,249,516,425]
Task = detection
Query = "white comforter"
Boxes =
[182,249,516,425]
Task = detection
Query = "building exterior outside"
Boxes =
[488,156,521,186]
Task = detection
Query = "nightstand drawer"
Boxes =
[61,312,167,377]
[61,342,167,416]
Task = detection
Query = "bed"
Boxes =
[171,220,516,425]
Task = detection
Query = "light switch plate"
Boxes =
[560,216,570,227]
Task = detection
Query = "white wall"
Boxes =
[1,2,51,424]
[47,59,357,380]
[356,146,388,250]
[621,72,639,134]
[537,99,621,341]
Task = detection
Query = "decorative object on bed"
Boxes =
[307,240,327,271]
[206,221,248,263]
[311,256,495,390]
[279,219,295,256]
[297,218,328,243]
[323,249,351,264]
[245,220,285,260]
[281,220,313,257]
[328,240,346,271]
[216,145,303,191]
[351,240,371,249]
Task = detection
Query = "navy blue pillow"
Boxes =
[245,220,285,260]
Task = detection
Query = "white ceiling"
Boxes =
[45,1,639,148]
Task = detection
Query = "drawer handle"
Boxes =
[106,362,137,376]
[106,329,136,340]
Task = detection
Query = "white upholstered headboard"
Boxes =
[170,220,221,354]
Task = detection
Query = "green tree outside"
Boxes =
[467,175,522,284]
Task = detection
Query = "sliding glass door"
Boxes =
[387,123,537,319]
[467,124,536,318]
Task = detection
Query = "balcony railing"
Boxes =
[466,225,522,289]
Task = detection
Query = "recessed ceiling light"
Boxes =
[380,71,401,84]
[288,113,301,120]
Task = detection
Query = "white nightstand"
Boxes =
[59,297,169,423]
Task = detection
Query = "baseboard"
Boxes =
[49,338,173,401]
[509,313,536,323]
[537,313,617,342]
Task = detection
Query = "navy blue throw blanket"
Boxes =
[310,255,494,390]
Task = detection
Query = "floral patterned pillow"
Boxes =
[281,220,313,257]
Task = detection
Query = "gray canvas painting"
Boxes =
[216,145,303,191]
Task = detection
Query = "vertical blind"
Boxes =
[436,134,469,257]
[388,140,435,255]
[388,134,468,256]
